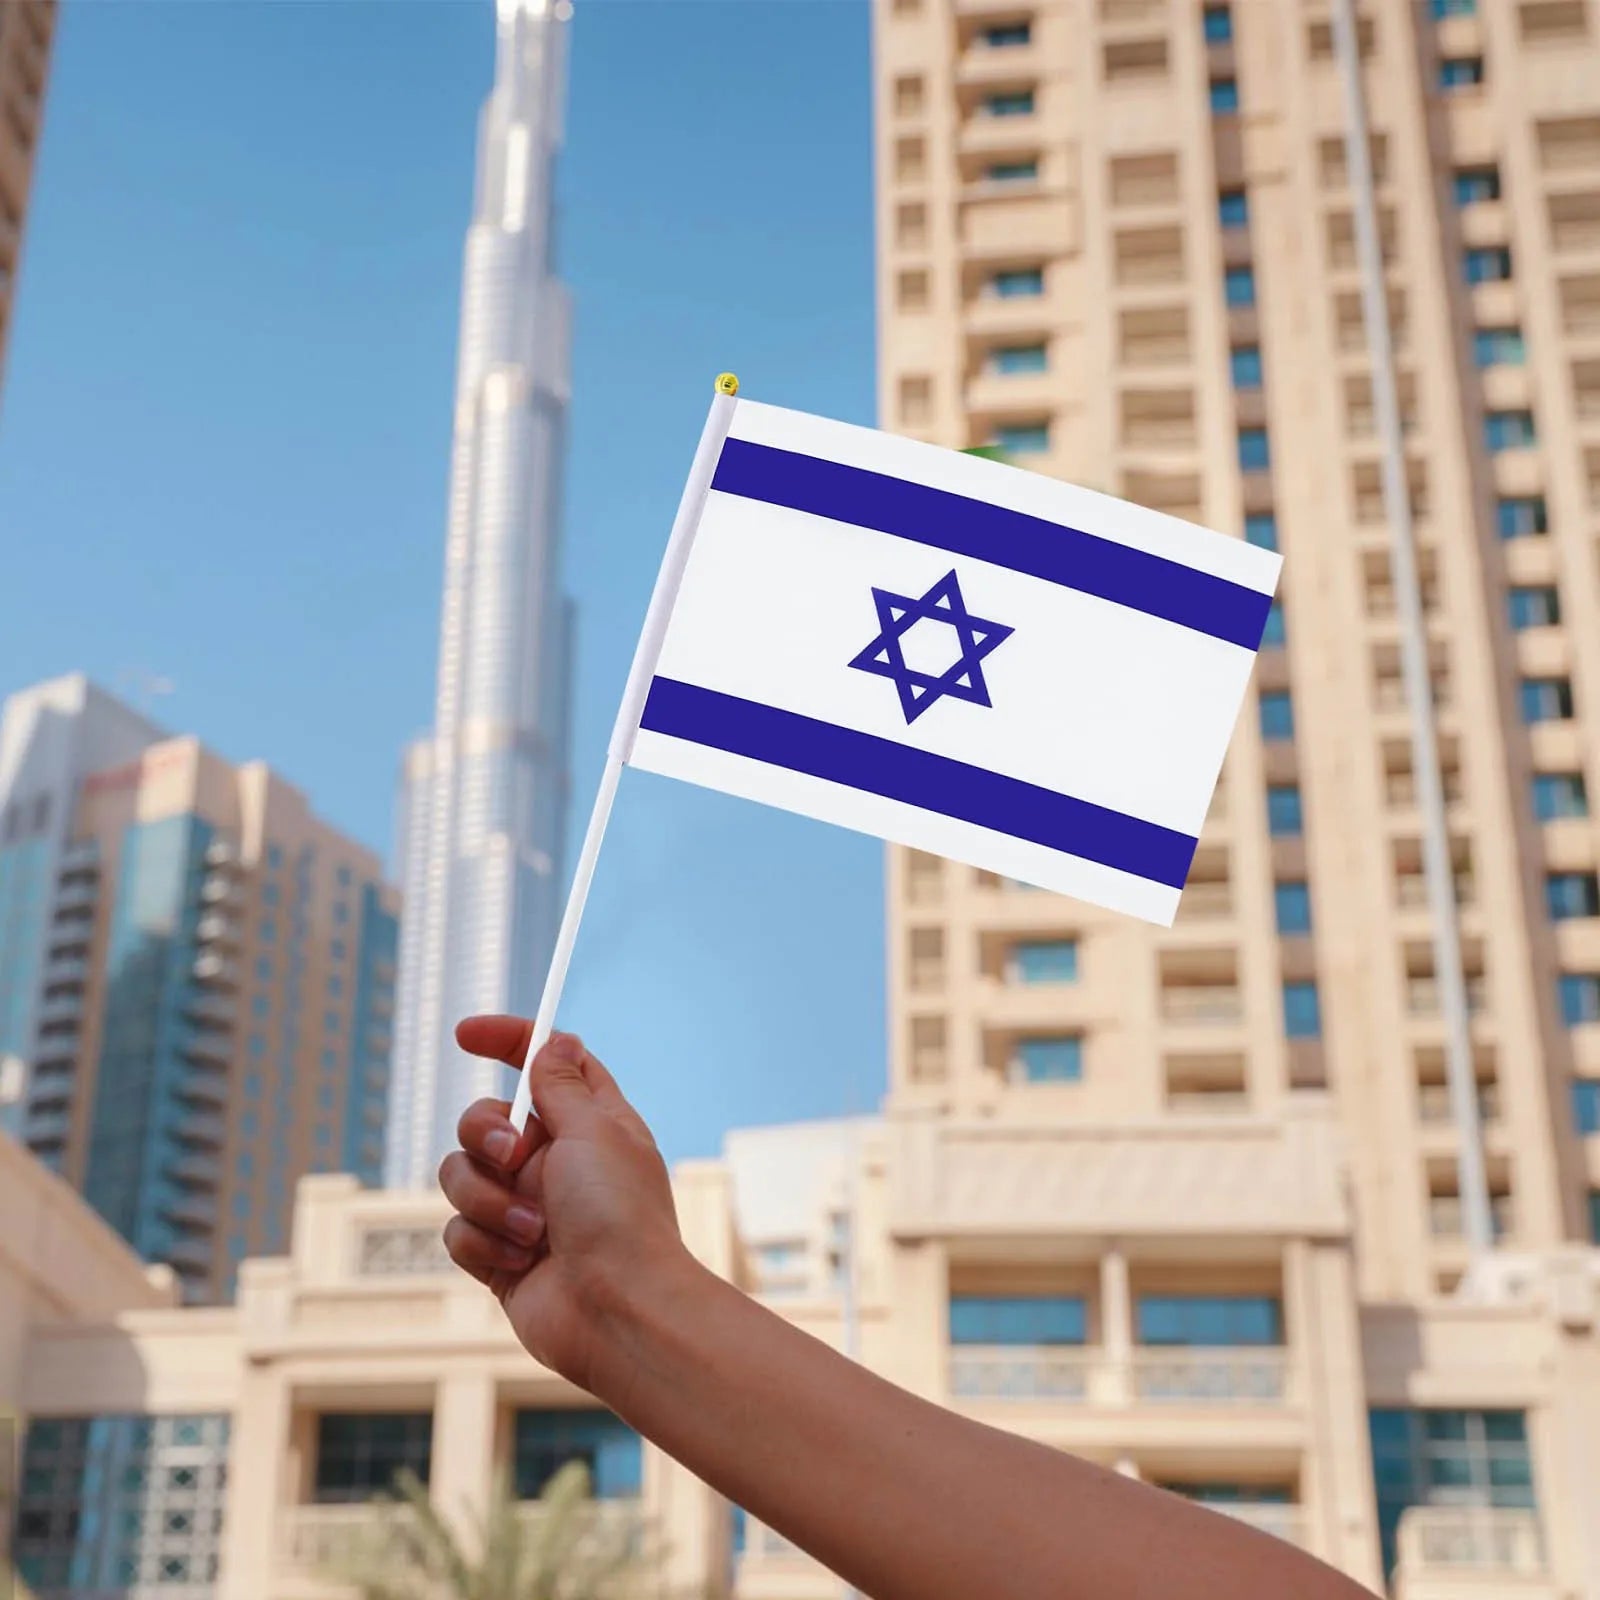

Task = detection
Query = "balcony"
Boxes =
[42,953,89,988]
[36,991,83,1028]
[53,881,96,915]
[735,1515,845,1598]
[1160,987,1243,1026]
[195,911,241,948]
[1173,881,1233,921]
[1132,1347,1289,1405]
[158,1191,216,1230]
[199,873,239,906]
[177,1026,232,1066]
[949,1346,1094,1401]
[1394,1507,1553,1600]
[25,1105,71,1144]
[203,837,241,870]
[1210,1501,1307,1549]
[182,989,236,1028]
[163,1149,220,1188]
[163,1234,214,1273]
[58,839,99,873]
[193,951,240,988]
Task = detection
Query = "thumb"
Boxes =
[524,1032,600,1137]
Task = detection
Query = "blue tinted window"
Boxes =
[986,159,1039,184]
[1560,976,1600,1028]
[1259,690,1294,741]
[1589,1190,1600,1243]
[1485,411,1536,451]
[1138,1295,1282,1346]
[950,1295,1086,1345]
[261,882,280,908]
[260,919,276,943]
[1573,1080,1600,1132]
[1238,428,1270,470]
[245,1071,262,1098]
[1464,247,1512,284]
[1284,980,1321,1038]
[1017,1036,1083,1081]
[993,422,1050,454]
[1260,602,1286,646]
[1224,266,1256,306]
[983,22,1032,45]
[1275,881,1312,934]
[1474,328,1525,367]
[336,865,352,888]
[1218,189,1249,228]
[248,1033,266,1058]
[266,843,283,869]
[1453,167,1500,205]
[985,89,1035,116]
[1431,0,1477,13]
[1230,346,1263,388]
[1014,939,1078,983]
[992,342,1048,373]
[512,1410,642,1500]
[1547,873,1599,920]
[1209,78,1239,113]
[1508,586,1560,630]
[1439,56,1483,88]
[993,267,1044,297]
[251,995,269,1020]
[1532,773,1587,820]
[1520,678,1573,723]
[1245,512,1278,550]
[1497,496,1547,539]
[1203,5,1232,41]
[232,1193,250,1219]
[1267,785,1303,836]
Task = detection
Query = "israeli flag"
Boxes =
[627,397,1281,927]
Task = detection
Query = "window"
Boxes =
[1576,1080,1600,1132]
[993,422,1050,455]
[1519,677,1574,722]
[328,974,344,999]
[334,903,350,926]
[1439,56,1484,89]
[1138,1295,1282,1346]
[248,1033,266,1059]
[260,919,276,944]
[1497,496,1547,539]
[513,1410,642,1501]
[1547,872,1600,920]
[982,21,1032,46]
[1559,975,1600,1027]
[1261,602,1286,646]
[261,883,280,908]
[894,74,924,116]
[1464,247,1512,284]
[1209,78,1239,113]
[1267,785,1303,836]
[1275,881,1312,934]
[1245,512,1278,550]
[1218,189,1249,228]
[991,342,1048,374]
[992,267,1044,297]
[1474,328,1526,367]
[266,843,283,869]
[1533,772,1588,820]
[314,1413,432,1503]
[1224,266,1256,306]
[950,1295,1086,1345]
[1508,586,1560,630]
[1453,167,1501,205]
[1230,346,1263,388]
[898,269,930,310]
[336,865,352,888]
[1203,5,1233,43]
[331,938,346,961]
[984,89,1035,117]
[237,1151,255,1178]
[1016,1036,1084,1082]
[251,995,269,1020]
[1284,980,1322,1038]
[986,159,1039,184]
[1259,690,1294,741]
[1238,428,1270,470]
[1431,0,1477,13]
[1485,410,1537,451]
[1014,939,1078,983]
[1369,1410,1532,1580]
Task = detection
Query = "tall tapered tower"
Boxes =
[387,0,573,1188]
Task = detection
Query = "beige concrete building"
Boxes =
[8,711,399,1305]
[0,0,54,399]
[869,0,1600,1589]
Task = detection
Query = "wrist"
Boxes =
[581,1243,713,1414]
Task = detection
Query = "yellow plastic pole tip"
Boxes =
[715,372,740,396]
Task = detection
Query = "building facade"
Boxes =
[0,0,53,402]
[9,711,399,1305]
[387,0,574,1190]
[871,0,1600,1587]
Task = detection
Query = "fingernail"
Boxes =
[506,1204,544,1242]
[483,1128,516,1165]
[547,1031,583,1063]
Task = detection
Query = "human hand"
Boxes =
[438,1017,692,1395]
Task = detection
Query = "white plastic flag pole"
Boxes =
[507,373,743,1133]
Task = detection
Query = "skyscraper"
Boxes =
[3,685,399,1304]
[387,0,574,1188]
[0,0,55,403]
[872,0,1600,1584]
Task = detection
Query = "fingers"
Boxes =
[439,1150,547,1248]
[442,1214,541,1285]
[457,1096,546,1172]
[456,1014,534,1068]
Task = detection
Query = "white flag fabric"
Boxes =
[628,399,1281,926]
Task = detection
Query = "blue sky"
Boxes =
[0,0,884,1161]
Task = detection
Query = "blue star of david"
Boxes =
[847,569,1014,725]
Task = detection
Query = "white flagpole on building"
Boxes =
[508,374,742,1133]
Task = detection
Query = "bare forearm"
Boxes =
[593,1255,1373,1600]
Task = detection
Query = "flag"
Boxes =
[626,397,1281,928]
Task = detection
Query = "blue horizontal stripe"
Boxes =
[639,678,1198,890]
[712,438,1271,651]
